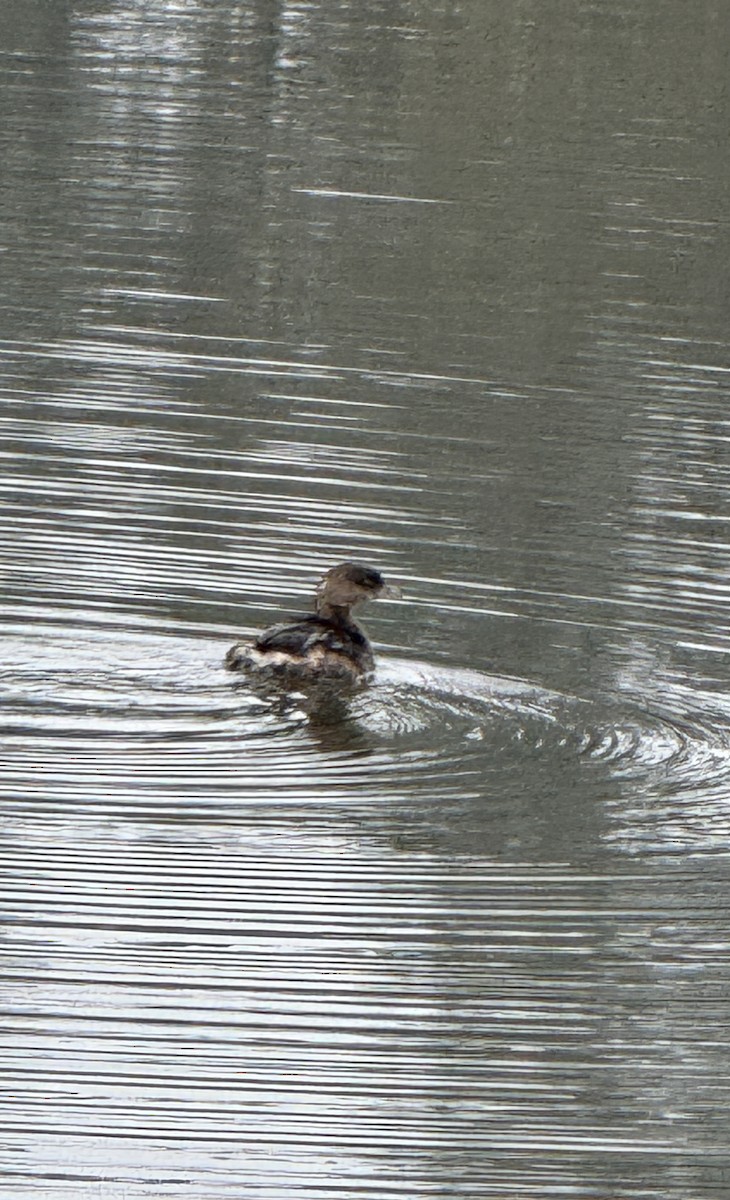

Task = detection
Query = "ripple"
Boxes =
[580,702,730,786]
[3,0,730,1191]
[5,627,730,847]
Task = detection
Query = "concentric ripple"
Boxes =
[5,626,730,843]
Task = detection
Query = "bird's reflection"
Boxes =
[230,672,377,754]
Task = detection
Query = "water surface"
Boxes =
[2,2,730,1197]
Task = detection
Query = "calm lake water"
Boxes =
[2,2,730,1197]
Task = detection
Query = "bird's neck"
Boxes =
[317,602,354,624]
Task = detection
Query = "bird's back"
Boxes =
[225,613,373,678]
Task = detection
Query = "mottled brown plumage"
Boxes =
[225,562,401,681]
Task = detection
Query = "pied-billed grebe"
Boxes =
[225,562,401,681]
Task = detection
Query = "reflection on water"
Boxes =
[2,1,730,1197]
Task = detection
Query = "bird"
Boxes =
[225,561,401,681]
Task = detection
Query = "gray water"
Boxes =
[2,2,730,1197]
